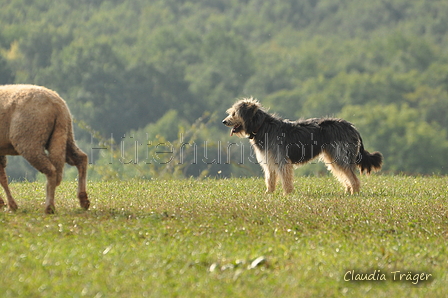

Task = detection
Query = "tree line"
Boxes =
[1,0,447,180]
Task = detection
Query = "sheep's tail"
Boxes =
[47,105,71,186]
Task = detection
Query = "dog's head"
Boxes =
[222,97,266,138]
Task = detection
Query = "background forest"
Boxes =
[1,0,448,180]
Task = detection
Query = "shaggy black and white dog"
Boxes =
[222,97,383,194]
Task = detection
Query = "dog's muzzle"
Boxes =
[222,119,243,136]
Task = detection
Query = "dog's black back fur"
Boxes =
[247,109,382,173]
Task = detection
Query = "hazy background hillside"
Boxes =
[1,0,447,180]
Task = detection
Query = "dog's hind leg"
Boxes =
[338,166,360,194]
[327,164,360,194]
[0,156,18,211]
[279,163,294,195]
[323,153,360,194]
[345,167,360,194]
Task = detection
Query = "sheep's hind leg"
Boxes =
[19,149,58,214]
[0,156,18,211]
[66,143,89,210]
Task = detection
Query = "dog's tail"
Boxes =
[357,137,383,174]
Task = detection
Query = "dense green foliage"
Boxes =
[1,0,448,179]
[1,177,447,296]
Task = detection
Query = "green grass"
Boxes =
[0,176,447,297]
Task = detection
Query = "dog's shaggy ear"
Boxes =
[238,100,266,134]
[238,101,258,123]
[245,108,266,135]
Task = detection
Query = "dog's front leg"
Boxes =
[261,163,277,193]
[279,164,294,195]
[265,171,277,193]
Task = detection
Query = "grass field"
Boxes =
[0,175,447,297]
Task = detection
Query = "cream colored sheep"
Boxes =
[0,85,89,213]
